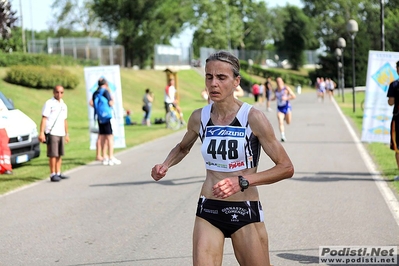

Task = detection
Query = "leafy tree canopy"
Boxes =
[92,0,196,67]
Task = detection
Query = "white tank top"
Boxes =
[199,102,261,172]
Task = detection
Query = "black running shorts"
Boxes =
[196,196,264,238]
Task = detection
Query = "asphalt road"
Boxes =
[1,91,398,266]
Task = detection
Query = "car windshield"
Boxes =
[0,91,14,110]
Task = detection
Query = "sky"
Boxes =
[10,0,303,46]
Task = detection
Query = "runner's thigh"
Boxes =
[285,111,292,124]
[193,217,225,266]
[231,222,270,266]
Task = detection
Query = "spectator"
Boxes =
[89,78,121,166]
[252,83,260,102]
[234,85,244,98]
[39,85,69,182]
[201,88,210,103]
[142,88,153,126]
[125,110,133,125]
[164,78,184,125]
[259,83,264,103]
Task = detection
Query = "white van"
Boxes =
[0,91,40,165]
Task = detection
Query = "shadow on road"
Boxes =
[89,175,205,187]
[292,171,394,183]
[276,252,320,264]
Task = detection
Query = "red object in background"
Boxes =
[252,84,260,95]
[0,128,12,174]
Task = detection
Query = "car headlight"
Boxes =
[31,127,38,138]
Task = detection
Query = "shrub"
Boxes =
[5,65,79,89]
[240,60,311,86]
[0,52,99,67]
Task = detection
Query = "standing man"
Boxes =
[39,85,69,182]
[89,78,121,166]
[387,61,399,181]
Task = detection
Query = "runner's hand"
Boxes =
[151,164,168,181]
[212,177,239,199]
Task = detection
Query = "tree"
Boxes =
[92,0,196,68]
[0,0,18,52]
[302,0,382,86]
[241,2,273,51]
[192,0,243,56]
[384,2,399,52]
[50,0,104,37]
[275,5,318,70]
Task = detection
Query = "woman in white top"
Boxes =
[151,51,294,266]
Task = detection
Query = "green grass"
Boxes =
[334,91,399,194]
[0,66,255,195]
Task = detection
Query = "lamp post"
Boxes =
[29,0,35,53]
[347,19,358,113]
[337,37,346,103]
[334,48,341,97]
[223,0,231,51]
[19,0,26,53]
[381,0,385,51]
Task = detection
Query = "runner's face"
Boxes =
[205,61,239,102]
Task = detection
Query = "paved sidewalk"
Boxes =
[0,91,398,266]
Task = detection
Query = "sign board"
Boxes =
[84,65,126,150]
[361,51,398,143]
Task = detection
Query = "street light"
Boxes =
[19,0,26,53]
[334,48,341,97]
[337,37,346,103]
[347,19,358,113]
[381,0,385,51]
[223,0,231,51]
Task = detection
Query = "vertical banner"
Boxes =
[361,51,399,143]
[84,65,126,150]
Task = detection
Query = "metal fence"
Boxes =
[27,37,319,69]
[198,47,319,69]
[153,44,191,70]
[27,37,125,66]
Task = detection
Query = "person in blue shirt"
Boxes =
[89,78,121,166]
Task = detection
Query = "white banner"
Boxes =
[84,65,126,150]
[361,51,399,143]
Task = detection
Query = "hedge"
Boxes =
[240,60,311,87]
[0,52,99,67]
[5,65,79,89]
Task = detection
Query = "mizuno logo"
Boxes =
[208,128,221,135]
[206,126,245,138]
